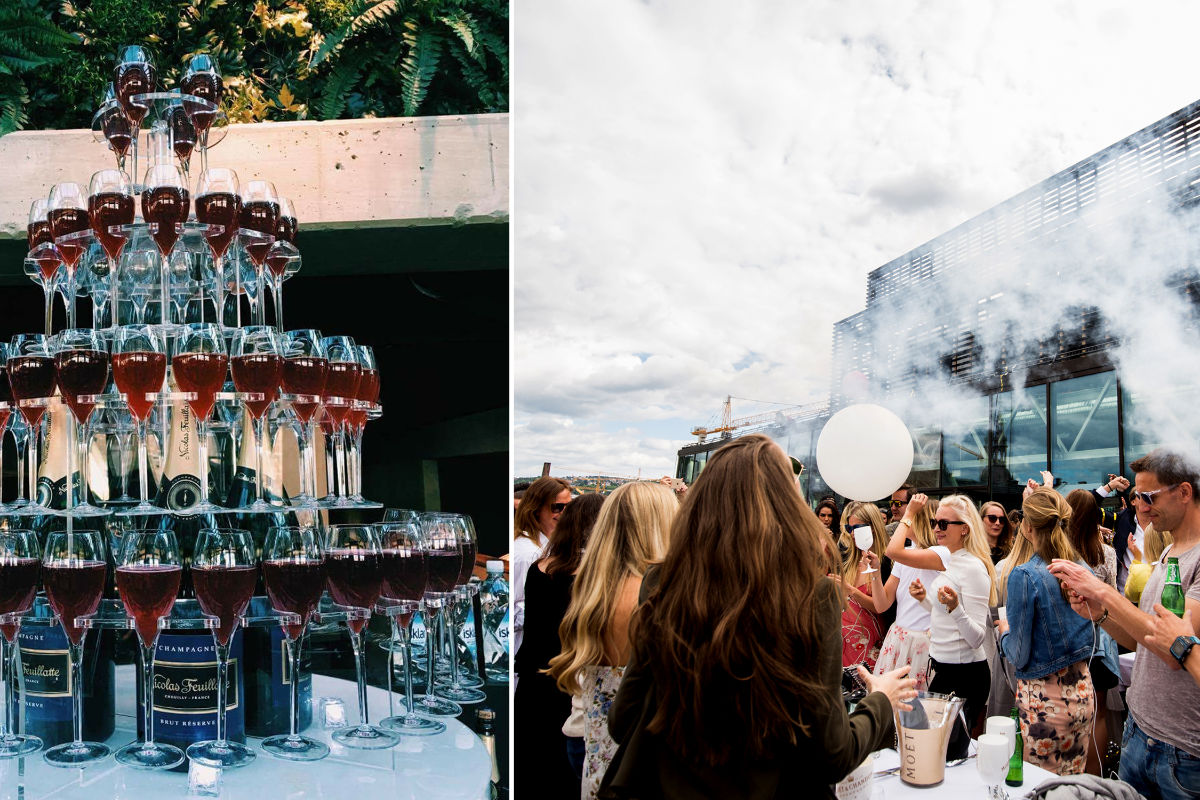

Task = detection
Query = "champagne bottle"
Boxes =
[1006,706,1023,786]
[135,388,244,765]
[1162,556,1186,618]
[477,707,502,799]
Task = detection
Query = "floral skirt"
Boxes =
[873,624,932,691]
[841,592,883,670]
[1016,660,1095,775]
[581,664,625,800]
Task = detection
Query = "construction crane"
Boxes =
[691,396,806,442]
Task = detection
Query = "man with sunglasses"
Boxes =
[1050,449,1200,800]
[884,484,913,534]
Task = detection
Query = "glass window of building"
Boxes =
[942,394,990,487]
[1050,372,1119,492]
[1122,382,1198,468]
[991,387,1048,492]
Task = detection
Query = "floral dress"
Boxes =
[841,579,883,671]
[581,664,625,800]
[1016,660,1095,775]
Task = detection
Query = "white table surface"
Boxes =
[0,664,491,800]
[871,743,1060,799]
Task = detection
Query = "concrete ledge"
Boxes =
[0,113,509,239]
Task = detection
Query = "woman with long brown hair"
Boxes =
[835,501,889,669]
[980,500,1015,563]
[511,476,572,659]
[600,435,915,799]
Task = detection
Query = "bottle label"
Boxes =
[412,614,427,648]
[19,648,72,697]
[161,473,202,514]
[496,608,510,656]
[153,657,240,714]
[148,631,245,745]
[15,626,74,724]
[270,625,311,714]
[459,618,477,658]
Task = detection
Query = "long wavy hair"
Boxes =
[1144,524,1173,563]
[1064,489,1104,568]
[838,501,888,584]
[979,500,1014,558]
[547,481,677,695]
[626,434,840,767]
[938,494,999,605]
[542,492,605,577]
[908,496,939,549]
[996,525,1036,604]
[1023,488,1081,601]
[512,476,571,546]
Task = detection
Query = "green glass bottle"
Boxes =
[1162,557,1185,618]
[1006,707,1024,787]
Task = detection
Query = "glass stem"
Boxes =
[272,276,284,333]
[67,273,77,330]
[425,604,438,704]
[118,432,131,500]
[64,414,76,512]
[335,425,348,499]
[160,251,170,327]
[287,632,303,740]
[28,428,39,506]
[351,425,365,497]
[109,257,119,329]
[349,626,369,727]
[255,267,266,328]
[233,249,243,328]
[253,414,266,503]
[323,423,335,499]
[140,642,157,749]
[214,639,229,746]
[1,634,11,741]
[138,418,150,504]
[444,603,461,688]
[77,415,91,508]
[70,640,85,746]
[298,419,315,500]
[214,254,225,330]
[197,417,210,506]
[402,613,417,718]
[15,431,27,503]
[43,285,52,337]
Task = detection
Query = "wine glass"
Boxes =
[377,520,445,736]
[261,525,329,761]
[89,169,135,330]
[977,733,1012,799]
[238,180,278,327]
[412,513,466,717]
[230,326,283,513]
[112,325,167,516]
[100,83,133,172]
[194,168,240,329]
[265,196,298,331]
[344,344,379,506]
[323,524,401,749]
[48,182,91,330]
[165,94,197,185]
[28,198,53,251]
[0,529,42,758]
[0,346,13,514]
[181,55,223,173]
[115,45,156,182]
[40,529,111,767]
[318,335,361,507]
[853,523,877,574]
[114,528,184,769]
[7,334,57,516]
[281,329,327,509]
[434,514,486,703]
[189,528,257,768]
[53,328,112,516]
[171,323,231,514]
[28,199,59,336]
[142,163,190,328]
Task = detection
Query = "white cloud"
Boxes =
[513,0,1200,476]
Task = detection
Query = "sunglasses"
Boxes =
[550,502,569,513]
[1134,484,1179,506]
[889,499,908,508]
[845,522,871,533]
[984,514,1006,524]
[933,519,967,531]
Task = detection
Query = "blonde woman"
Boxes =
[1124,524,1172,605]
[547,481,678,800]
[997,488,1096,775]
[988,519,1037,717]
[835,502,889,669]
[887,493,997,759]
[870,496,940,690]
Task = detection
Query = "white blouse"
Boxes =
[926,548,992,664]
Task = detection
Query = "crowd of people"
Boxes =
[510,440,1200,800]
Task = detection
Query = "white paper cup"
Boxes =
[985,715,1016,758]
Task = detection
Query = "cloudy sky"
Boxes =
[513,0,1200,479]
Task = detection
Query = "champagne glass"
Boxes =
[189,528,257,768]
[28,199,59,335]
[318,335,360,507]
[0,346,13,514]
[48,182,91,329]
[173,323,231,514]
[100,83,133,172]
[165,94,197,185]
[238,180,278,327]
[261,525,329,761]
[194,168,240,329]
[89,169,135,331]
[28,198,53,250]
[115,45,156,183]
[8,412,28,513]
[180,55,223,173]
[977,733,1012,799]
[7,334,57,516]
[345,344,379,506]
[323,524,401,749]
[281,329,327,509]
[40,529,110,767]
[0,529,42,757]
[142,163,190,328]
[265,196,298,331]
[114,528,184,769]
[112,325,167,516]
[434,514,486,703]
[53,328,112,516]
[377,520,444,736]
[230,326,282,513]
[413,513,465,717]
[853,524,877,574]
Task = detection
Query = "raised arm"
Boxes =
[884,494,947,571]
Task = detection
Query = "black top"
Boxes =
[599,576,895,800]
[513,562,575,676]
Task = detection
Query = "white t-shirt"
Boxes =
[892,546,952,631]
[927,548,992,664]
[510,531,549,660]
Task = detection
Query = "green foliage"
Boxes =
[3,0,507,135]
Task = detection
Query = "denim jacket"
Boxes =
[1000,555,1095,680]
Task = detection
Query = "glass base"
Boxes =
[43,739,111,768]
[331,723,402,750]
[435,672,484,689]
[261,733,330,761]
[10,502,57,517]
[410,694,462,717]
[485,667,509,684]
[289,494,322,511]
[54,502,112,517]
[238,501,286,514]
[380,712,445,736]
[190,501,236,515]
[186,739,256,769]
[433,684,487,704]
[0,733,43,758]
[115,502,163,517]
[115,740,185,770]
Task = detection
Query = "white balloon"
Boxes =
[816,404,914,501]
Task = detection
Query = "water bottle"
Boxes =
[479,561,509,682]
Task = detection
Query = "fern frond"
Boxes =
[399,20,441,116]
[0,77,29,135]
[311,0,402,66]
[438,11,483,65]
[475,24,507,80]
[315,59,361,120]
